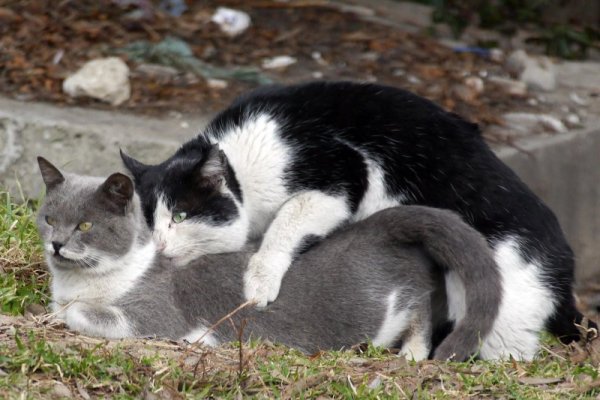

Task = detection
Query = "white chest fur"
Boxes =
[50,241,156,311]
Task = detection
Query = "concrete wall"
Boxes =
[1,96,598,282]
[496,127,600,282]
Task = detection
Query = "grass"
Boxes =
[1,190,600,399]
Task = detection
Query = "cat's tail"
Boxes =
[370,205,502,361]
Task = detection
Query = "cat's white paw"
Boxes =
[244,252,290,308]
[63,302,90,332]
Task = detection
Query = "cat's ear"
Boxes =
[120,150,149,180]
[196,145,227,188]
[98,173,134,214]
[37,156,65,191]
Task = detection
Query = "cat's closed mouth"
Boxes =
[52,253,80,265]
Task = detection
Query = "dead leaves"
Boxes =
[0,0,531,131]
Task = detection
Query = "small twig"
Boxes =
[193,300,256,345]
[38,299,78,324]
[237,319,248,381]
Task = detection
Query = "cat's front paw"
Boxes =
[243,252,290,308]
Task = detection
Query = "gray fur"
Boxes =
[36,162,502,360]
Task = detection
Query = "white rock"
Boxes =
[570,92,588,106]
[503,112,567,135]
[262,56,297,70]
[311,51,327,66]
[520,58,556,91]
[505,50,556,92]
[211,7,251,37]
[505,49,529,76]
[63,57,130,106]
[565,113,581,126]
[206,78,228,89]
[464,76,484,94]
[488,76,528,97]
[489,48,504,63]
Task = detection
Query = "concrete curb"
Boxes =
[0,96,598,281]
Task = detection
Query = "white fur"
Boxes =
[445,271,466,322]
[211,113,292,238]
[153,194,249,267]
[372,291,411,347]
[181,326,220,347]
[353,159,403,221]
[243,191,350,306]
[446,237,555,360]
[64,302,133,339]
[49,241,156,312]
[400,332,430,361]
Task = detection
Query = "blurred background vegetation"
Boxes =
[413,0,600,59]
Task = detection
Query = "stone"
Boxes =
[211,7,251,37]
[488,76,528,97]
[206,78,228,89]
[51,382,73,399]
[570,92,589,106]
[464,76,484,94]
[502,112,567,135]
[262,56,297,70]
[453,77,484,103]
[565,114,582,127]
[63,57,130,106]
[25,303,46,316]
[505,49,529,76]
[505,50,557,92]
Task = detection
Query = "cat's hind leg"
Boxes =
[399,304,432,361]
[372,290,431,361]
[64,302,133,339]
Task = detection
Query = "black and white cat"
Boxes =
[36,157,503,361]
[121,81,587,358]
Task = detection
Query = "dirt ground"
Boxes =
[0,0,540,132]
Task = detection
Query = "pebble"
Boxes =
[407,75,421,85]
[51,382,73,399]
[565,114,581,126]
[211,7,251,37]
[262,56,297,70]
[570,92,588,106]
[505,49,556,91]
[503,112,567,135]
[464,76,484,94]
[488,76,527,97]
[206,78,228,89]
[453,77,484,102]
[63,57,130,106]
[311,51,328,66]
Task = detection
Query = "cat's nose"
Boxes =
[52,241,63,254]
[156,241,166,252]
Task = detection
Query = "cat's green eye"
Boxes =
[45,216,55,226]
[172,212,187,224]
[78,222,93,232]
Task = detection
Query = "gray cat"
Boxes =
[36,157,502,361]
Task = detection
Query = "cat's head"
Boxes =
[36,157,141,273]
[120,145,249,266]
